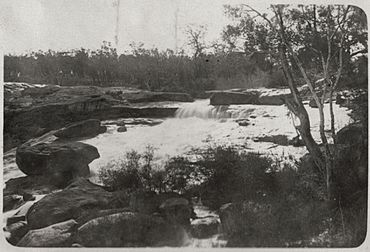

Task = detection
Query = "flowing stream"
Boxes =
[81,99,352,183]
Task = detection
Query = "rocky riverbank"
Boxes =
[3,82,367,247]
[4,83,190,151]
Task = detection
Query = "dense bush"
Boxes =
[98,144,367,247]
[4,42,286,95]
[98,146,166,192]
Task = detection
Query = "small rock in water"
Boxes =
[238,120,249,127]
[54,119,106,139]
[23,192,36,201]
[288,135,305,147]
[117,126,127,132]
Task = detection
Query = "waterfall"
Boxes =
[175,100,255,119]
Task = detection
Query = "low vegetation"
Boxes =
[98,143,367,247]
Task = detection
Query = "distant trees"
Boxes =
[4,44,283,95]
[185,24,208,58]
[4,5,366,96]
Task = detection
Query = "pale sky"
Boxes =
[0,0,271,54]
[0,0,367,55]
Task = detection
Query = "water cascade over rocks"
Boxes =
[174,100,255,119]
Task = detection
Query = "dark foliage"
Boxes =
[4,42,287,96]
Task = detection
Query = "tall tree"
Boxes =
[223,4,367,203]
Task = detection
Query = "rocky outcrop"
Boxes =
[4,175,60,197]
[210,91,260,105]
[26,178,125,230]
[336,122,365,146]
[191,217,220,238]
[4,84,181,151]
[16,142,99,186]
[122,91,194,103]
[7,201,36,226]
[4,221,29,245]
[334,123,368,204]
[76,212,188,247]
[3,195,24,212]
[258,93,287,105]
[253,135,289,146]
[17,219,78,247]
[54,119,107,139]
[209,89,292,106]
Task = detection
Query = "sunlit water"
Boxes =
[80,100,352,183]
[3,99,352,184]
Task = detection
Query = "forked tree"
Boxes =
[223,4,367,203]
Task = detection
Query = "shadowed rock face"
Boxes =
[210,91,260,105]
[54,119,107,139]
[26,178,124,230]
[121,91,194,103]
[4,85,184,151]
[336,122,365,146]
[17,219,78,247]
[209,90,291,106]
[16,142,99,186]
[76,212,188,247]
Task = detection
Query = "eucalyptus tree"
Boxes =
[223,4,367,203]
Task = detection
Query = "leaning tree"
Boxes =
[223,4,367,203]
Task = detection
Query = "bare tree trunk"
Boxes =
[274,6,336,202]
[279,47,326,173]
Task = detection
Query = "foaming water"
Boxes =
[81,100,352,184]
[2,99,353,185]
[175,100,255,119]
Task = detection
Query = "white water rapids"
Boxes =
[3,99,352,183]
[79,99,352,183]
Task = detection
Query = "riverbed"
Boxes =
[3,99,352,184]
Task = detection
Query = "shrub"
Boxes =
[98,158,143,191]
[98,146,160,192]
[98,144,367,247]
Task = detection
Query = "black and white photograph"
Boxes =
[1,0,368,249]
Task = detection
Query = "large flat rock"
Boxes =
[26,178,124,230]
[16,142,99,185]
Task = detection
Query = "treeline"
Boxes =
[4,41,285,96]
[4,40,367,96]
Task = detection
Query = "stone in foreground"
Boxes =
[16,142,99,185]
[17,219,77,247]
[26,178,121,230]
[76,212,188,247]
